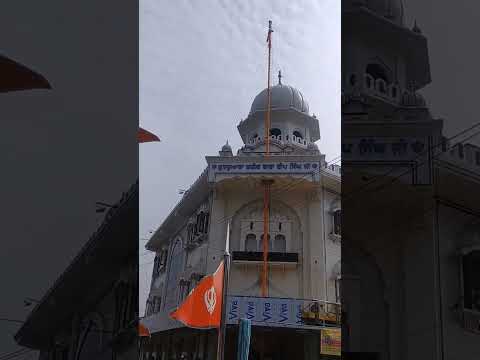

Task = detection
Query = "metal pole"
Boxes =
[217,222,231,360]
[262,19,273,298]
[265,20,273,157]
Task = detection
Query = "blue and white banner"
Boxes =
[226,296,307,329]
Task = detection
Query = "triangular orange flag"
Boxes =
[138,127,160,143]
[170,261,224,329]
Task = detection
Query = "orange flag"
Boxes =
[138,127,160,143]
[139,322,151,337]
[170,261,224,329]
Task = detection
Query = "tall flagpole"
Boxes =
[261,20,273,298]
[216,221,231,360]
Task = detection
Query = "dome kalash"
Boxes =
[237,71,320,152]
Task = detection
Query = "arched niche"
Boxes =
[341,244,389,356]
[229,199,302,253]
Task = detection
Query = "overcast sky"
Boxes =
[405,0,480,145]
[139,0,341,315]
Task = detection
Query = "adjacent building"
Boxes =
[15,182,139,360]
[141,75,341,359]
[342,1,480,359]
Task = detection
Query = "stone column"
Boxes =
[207,187,227,274]
[307,189,326,300]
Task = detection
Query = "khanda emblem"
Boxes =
[204,286,217,314]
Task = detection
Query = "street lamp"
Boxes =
[95,201,118,213]
[23,298,40,307]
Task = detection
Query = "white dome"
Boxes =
[221,142,232,152]
[250,83,309,115]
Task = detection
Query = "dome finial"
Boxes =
[278,70,282,85]
[412,19,422,33]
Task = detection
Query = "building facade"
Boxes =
[342,1,480,359]
[15,182,139,360]
[141,75,341,359]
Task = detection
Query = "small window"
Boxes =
[365,75,372,88]
[250,221,254,230]
[349,74,356,86]
[442,138,448,152]
[333,210,341,236]
[204,213,209,234]
[377,80,386,93]
[197,212,205,233]
[391,86,397,98]
[160,250,167,266]
[458,144,464,159]
[462,250,480,311]
[146,300,152,316]
[154,296,161,313]
[335,278,341,302]
[187,224,195,242]
[274,234,286,252]
[278,222,282,231]
[153,256,160,276]
[245,234,257,252]
[293,131,303,139]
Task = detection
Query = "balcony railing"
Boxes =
[232,251,299,263]
[462,308,480,334]
[301,300,341,326]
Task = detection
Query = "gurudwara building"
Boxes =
[141,74,341,359]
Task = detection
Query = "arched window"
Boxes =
[270,128,281,137]
[458,143,464,159]
[349,74,356,86]
[293,130,303,139]
[204,212,209,233]
[196,212,204,233]
[366,63,390,83]
[187,223,195,242]
[165,239,184,310]
[333,209,341,236]
[154,296,161,313]
[245,234,257,252]
[145,300,151,316]
[274,234,286,252]
[153,256,160,277]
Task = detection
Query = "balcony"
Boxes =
[462,308,480,334]
[232,251,299,266]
